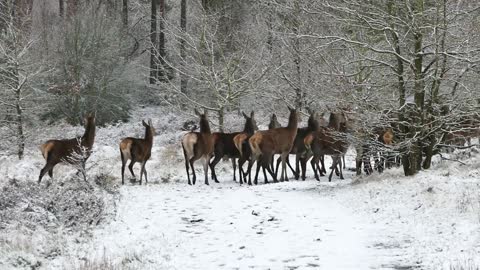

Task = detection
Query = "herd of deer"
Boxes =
[180,107,393,186]
[36,108,478,186]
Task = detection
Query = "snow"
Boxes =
[1,106,480,269]
[71,182,376,269]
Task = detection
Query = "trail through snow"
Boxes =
[76,180,397,270]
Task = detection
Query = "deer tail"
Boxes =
[382,129,394,145]
[249,133,262,156]
[182,133,197,161]
[40,142,54,161]
[304,133,314,150]
[234,133,247,157]
[119,139,132,161]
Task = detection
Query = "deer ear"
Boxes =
[250,111,254,118]
[242,111,248,119]
[148,119,153,126]
[194,109,201,116]
[203,108,208,116]
[142,120,147,127]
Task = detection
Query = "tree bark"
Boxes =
[122,0,128,28]
[180,0,187,93]
[157,0,167,82]
[59,0,64,17]
[67,0,77,17]
[293,0,303,109]
[149,0,158,84]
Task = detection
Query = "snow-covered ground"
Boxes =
[1,106,480,269]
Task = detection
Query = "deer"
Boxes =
[247,107,299,185]
[304,125,349,182]
[119,119,156,185]
[38,112,96,183]
[181,109,215,185]
[210,111,258,183]
[355,127,394,175]
[304,111,350,181]
[274,108,320,181]
[234,113,280,184]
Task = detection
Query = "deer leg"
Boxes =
[246,157,255,186]
[279,153,288,182]
[333,156,340,176]
[338,156,344,180]
[311,155,319,181]
[300,157,307,181]
[254,159,262,185]
[143,160,148,184]
[274,157,281,178]
[182,147,192,185]
[140,160,148,185]
[121,151,127,185]
[286,157,296,179]
[262,165,269,184]
[294,155,300,180]
[38,162,55,184]
[189,158,196,185]
[81,161,87,182]
[232,158,237,182]
[328,156,339,182]
[342,155,346,169]
[265,160,276,183]
[320,155,326,175]
[204,155,210,185]
[355,147,362,176]
[128,160,136,180]
[209,155,221,183]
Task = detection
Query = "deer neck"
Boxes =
[286,113,298,130]
[82,121,96,147]
[200,119,211,134]
[308,117,319,132]
[243,121,255,135]
[144,127,154,146]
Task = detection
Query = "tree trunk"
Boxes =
[67,0,77,17]
[218,107,224,132]
[149,0,158,84]
[157,0,167,82]
[293,0,303,109]
[11,62,24,160]
[180,0,187,94]
[59,0,64,17]
[122,0,128,28]
[15,85,25,160]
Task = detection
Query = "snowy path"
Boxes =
[79,180,397,269]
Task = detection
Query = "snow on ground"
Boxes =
[1,106,480,269]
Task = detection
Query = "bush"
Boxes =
[42,3,131,126]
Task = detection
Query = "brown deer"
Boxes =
[234,113,278,184]
[304,112,350,181]
[119,119,156,185]
[38,112,96,183]
[181,109,215,185]
[268,113,281,129]
[356,127,395,175]
[248,107,299,185]
[210,111,258,183]
[274,108,320,180]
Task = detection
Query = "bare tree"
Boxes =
[149,0,158,84]
[180,0,187,93]
[122,0,128,28]
[0,1,43,159]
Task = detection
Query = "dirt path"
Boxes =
[76,180,398,269]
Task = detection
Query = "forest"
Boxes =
[0,0,480,269]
